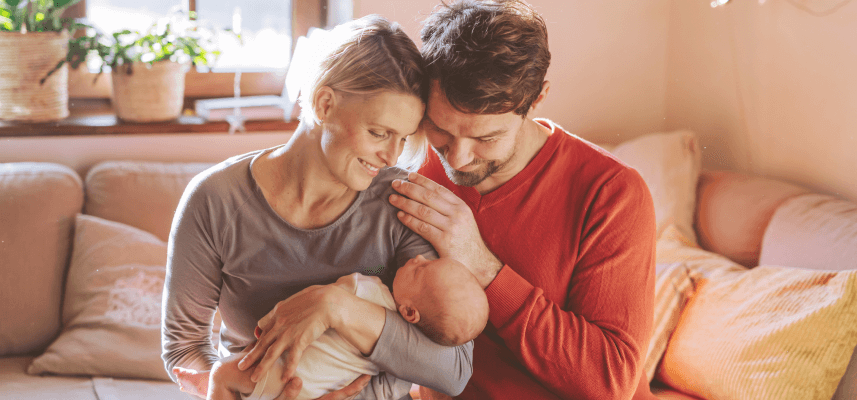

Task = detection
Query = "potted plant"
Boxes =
[0,0,83,122]
[56,11,221,122]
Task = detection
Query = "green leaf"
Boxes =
[52,0,81,9]
[1,0,24,8]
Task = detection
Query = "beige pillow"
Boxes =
[760,193,857,270]
[655,236,857,400]
[28,214,171,381]
[644,260,698,382]
[611,130,701,244]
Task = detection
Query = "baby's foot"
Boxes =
[173,366,210,399]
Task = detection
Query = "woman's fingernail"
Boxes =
[237,359,245,369]
[392,179,401,188]
[390,194,399,202]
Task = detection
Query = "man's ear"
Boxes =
[528,80,551,114]
[313,86,336,123]
[397,303,421,324]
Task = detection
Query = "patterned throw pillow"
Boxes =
[29,214,172,380]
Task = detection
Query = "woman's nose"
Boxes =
[379,139,401,167]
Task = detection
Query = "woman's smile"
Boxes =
[358,158,382,177]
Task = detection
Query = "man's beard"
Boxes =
[433,146,508,187]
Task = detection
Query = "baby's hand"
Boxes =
[173,366,210,399]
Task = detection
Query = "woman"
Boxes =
[161,15,472,400]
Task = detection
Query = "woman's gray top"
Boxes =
[161,149,473,399]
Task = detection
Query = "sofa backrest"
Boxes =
[694,170,809,267]
[84,161,214,242]
[0,163,83,357]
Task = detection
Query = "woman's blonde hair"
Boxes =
[299,15,428,172]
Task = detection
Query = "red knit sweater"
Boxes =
[419,120,658,400]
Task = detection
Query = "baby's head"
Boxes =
[392,255,489,346]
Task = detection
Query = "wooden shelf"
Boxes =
[0,99,298,137]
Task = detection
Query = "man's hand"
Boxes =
[389,172,503,288]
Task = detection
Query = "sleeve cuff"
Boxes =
[485,265,536,329]
[366,308,402,364]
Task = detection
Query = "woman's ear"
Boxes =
[397,303,421,324]
[313,86,336,123]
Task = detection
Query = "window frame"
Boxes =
[67,0,327,100]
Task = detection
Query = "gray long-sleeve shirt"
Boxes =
[161,149,473,399]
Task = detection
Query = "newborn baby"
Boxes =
[392,255,489,346]
[244,255,488,400]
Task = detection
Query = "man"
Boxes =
[388,1,658,399]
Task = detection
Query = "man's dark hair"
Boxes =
[420,0,551,116]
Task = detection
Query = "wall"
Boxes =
[355,0,673,144]
[664,0,857,201]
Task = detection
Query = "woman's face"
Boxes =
[319,90,424,191]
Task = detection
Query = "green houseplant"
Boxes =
[0,0,83,122]
[56,12,222,122]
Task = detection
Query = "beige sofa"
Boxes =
[1,158,856,400]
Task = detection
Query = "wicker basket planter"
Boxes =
[0,31,69,122]
[111,61,190,123]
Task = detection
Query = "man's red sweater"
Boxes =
[419,120,658,400]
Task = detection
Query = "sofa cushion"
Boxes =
[760,193,857,270]
[759,193,857,400]
[29,214,171,381]
[645,254,697,382]
[611,130,702,244]
[0,356,193,400]
[0,356,96,400]
[655,239,857,400]
[84,161,213,242]
[694,171,808,267]
[0,163,84,357]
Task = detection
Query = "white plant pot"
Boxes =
[111,61,190,123]
[0,31,69,122]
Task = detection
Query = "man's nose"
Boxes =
[445,140,473,170]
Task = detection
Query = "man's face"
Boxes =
[422,81,527,192]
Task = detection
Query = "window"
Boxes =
[68,0,348,98]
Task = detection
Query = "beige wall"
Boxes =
[664,0,857,201]
[356,0,673,144]
[3,1,673,174]
[8,0,854,203]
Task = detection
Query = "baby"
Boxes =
[196,255,488,400]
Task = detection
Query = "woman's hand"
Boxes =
[173,367,210,399]
[237,285,342,384]
[209,352,303,400]
[316,374,372,400]
[208,353,261,400]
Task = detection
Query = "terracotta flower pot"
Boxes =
[0,31,69,122]
[111,61,190,123]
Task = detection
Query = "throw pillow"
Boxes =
[655,234,857,400]
[28,214,171,380]
[644,260,697,382]
[612,130,702,244]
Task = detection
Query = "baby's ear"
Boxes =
[397,303,421,324]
